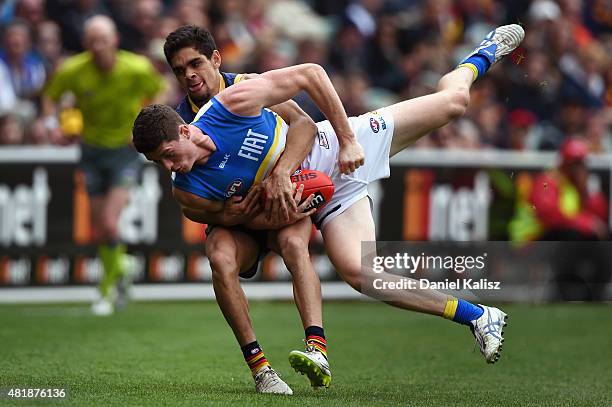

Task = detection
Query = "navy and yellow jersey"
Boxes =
[172,97,287,201]
[175,72,245,123]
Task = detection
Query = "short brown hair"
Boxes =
[132,104,185,153]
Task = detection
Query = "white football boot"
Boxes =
[254,366,293,395]
[289,344,332,388]
[460,24,525,69]
[470,305,508,364]
[91,297,114,316]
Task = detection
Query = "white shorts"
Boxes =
[301,108,394,229]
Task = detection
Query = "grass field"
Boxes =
[1,300,610,406]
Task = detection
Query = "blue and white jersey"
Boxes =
[172,97,287,200]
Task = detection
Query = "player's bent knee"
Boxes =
[208,250,240,278]
[278,235,309,261]
[447,88,470,119]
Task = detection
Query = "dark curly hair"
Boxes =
[163,25,217,64]
[132,104,185,154]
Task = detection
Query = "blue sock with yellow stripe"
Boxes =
[442,296,484,326]
[458,56,490,82]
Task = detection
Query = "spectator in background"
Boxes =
[0,113,24,144]
[172,0,209,27]
[345,0,383,38]
[45,0,109,53]
[0,19,46,100]
[113,0,163,55]
[585,0,612,35]
[506,50,561,123]
[455,118,483,149]
[421,0,463,45]
[511,137,608,242]
[42,15,165,315]
[363,14,405,92]
[329,20,366,74]
[36,20,65,75]
[509,137,611,299]
[475,101,505,147]
[584,111,612,153]
[0,62,17,115]
[0,19,47,145]
[505,109,537,150]
[14,0,46,26]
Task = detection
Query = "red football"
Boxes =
[290,169,334,213]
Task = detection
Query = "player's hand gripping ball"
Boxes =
[290,169,334,213]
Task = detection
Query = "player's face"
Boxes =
[146,131,199,174]
[170,47,221,105]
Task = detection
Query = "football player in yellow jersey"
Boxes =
[42,15,165,316]
[162,25,344,393]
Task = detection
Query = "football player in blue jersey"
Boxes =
[136,24,525,392]
[160,25,344,393]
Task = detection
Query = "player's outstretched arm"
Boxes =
[217,64,364,174]
[232,73,319,222]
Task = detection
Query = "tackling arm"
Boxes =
[217,64,364,173]
[235,72,317,181]
[173,186,261,227]
[261,99,317,221]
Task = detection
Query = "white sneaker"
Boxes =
[254,366,293,395]
[289,347,332,388]
[470,305,508,364]
[91,297,114,316]
[461,24,525,68]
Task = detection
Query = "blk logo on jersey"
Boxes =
[318,131,330,149]
[218,154,231,169]
[370,117,380,133]
[225,179,243,197]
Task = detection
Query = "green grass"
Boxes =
[1,301,610,406]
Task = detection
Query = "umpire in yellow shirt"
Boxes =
[43,15,165,315]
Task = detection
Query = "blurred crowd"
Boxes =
[1,0,612,152]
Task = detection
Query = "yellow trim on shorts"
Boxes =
[442,297,459,320]
[254,116,283,184]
